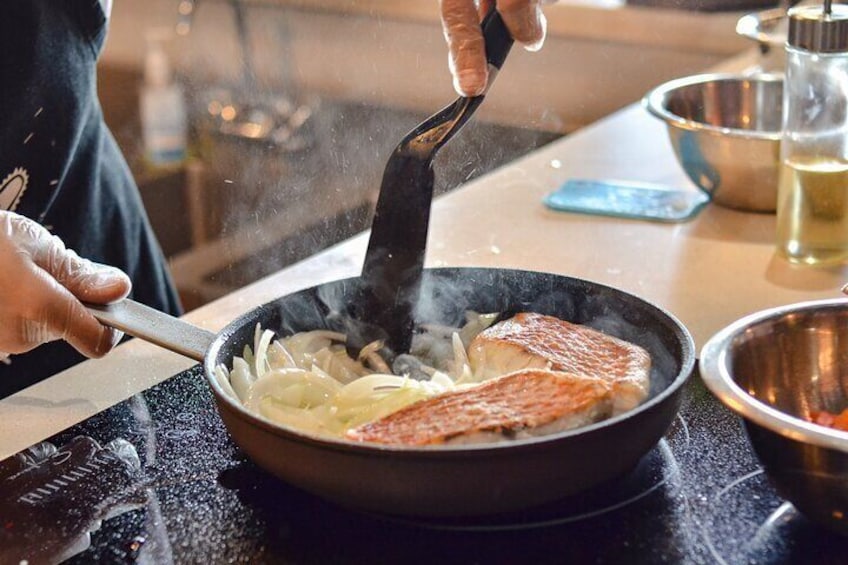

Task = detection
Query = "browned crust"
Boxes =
[469,312,651,384]
[345,369,611,446]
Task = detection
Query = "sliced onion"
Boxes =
[267,341,296,369]
[246,368,341,412]
[358,340,391,374]
[451,332,474,383]
[254,329,275,378]
[225,314,496,439]
[281,330,346,366]
[257,399,341,436]
[459,311,499,346]
[213,364,238,400]
[230,357,255,402]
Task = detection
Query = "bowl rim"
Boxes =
[700,298,848,453]
[642,72,784,141]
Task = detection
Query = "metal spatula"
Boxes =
[353,8,513,354]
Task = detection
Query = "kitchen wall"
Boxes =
[98,0,754,309]
[101,0,751,132]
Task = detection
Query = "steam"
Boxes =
[159,1,559,301]
[254,268,685,403]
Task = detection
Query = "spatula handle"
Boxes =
[481,7,513,72]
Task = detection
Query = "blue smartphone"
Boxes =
[544,179,709,223]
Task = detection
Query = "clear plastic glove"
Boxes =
[0,210,131,360]
[440,0,548,96]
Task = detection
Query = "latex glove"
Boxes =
[0,210,131,360]
[440,0,548,96]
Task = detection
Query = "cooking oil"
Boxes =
[777,4,848,266]
[776,156,848,265]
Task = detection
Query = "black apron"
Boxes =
[0,0,182,397]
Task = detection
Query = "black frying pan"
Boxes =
[89,267,694,517]
[85,8,693,517]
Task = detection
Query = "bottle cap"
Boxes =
[788,3,848,53]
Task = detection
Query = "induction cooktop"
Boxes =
[1,365,846,564]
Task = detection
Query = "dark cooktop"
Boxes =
[2,365,846,564]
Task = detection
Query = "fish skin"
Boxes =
[345,369,612,446]
[467,312,651,415]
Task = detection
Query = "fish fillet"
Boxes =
[467,312,651,415]
[345,369,612,446]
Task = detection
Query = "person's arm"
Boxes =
[0,211,130,361]
[439,0,547,97]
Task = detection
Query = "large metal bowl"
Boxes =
[643,73,783,213]
[700,299,848,536]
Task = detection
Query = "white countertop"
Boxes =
[3,85,846,461]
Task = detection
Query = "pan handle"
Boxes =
[85,299,216,362]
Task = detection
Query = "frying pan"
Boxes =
[89,267,694,517]
[85,9,694,516]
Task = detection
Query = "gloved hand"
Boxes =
[440,0,548,96]
[0,210,131,360]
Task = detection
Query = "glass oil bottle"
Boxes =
[776,2,848,265]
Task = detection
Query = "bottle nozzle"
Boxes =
[143,28,175,88]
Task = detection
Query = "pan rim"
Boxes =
[204,266,696,456]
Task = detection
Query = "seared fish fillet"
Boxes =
[467,313,651,415]
[345,369,612,446]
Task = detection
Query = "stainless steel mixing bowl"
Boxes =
[700,299,848,536]
[643,73,783,213]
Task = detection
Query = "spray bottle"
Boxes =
[140,29,188,166]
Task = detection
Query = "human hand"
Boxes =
[440,0,548,96]
[0,210,131,360]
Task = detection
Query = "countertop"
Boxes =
[2,60,847,461]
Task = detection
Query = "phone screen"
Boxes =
[544,179,709,223]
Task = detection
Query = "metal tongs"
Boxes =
[354,8,514,354]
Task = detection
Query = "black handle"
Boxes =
[355,6,515,355]
[481,8,513,71]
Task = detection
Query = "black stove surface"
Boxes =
[2,365,847,564]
